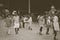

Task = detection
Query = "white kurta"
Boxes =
[24,17,28,23]
[27,17,32,27]
[13,16,19,28]
[53,16,59,31]
[47,16,50,23]
[24,17,32,28]
[38,16,45,27]
[47,16,51,26]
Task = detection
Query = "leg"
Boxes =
[54,30,57,40]
[15,28,18,34]
[7,27,10,35]
[39,26,43,35]
[15,28,16,34]
[18,28,19,31]
[40,27,43,33]
[53,26,55,34]
[8,28,10,34]
[46,27,49,35]
[23,22,25,28]
[19,23,21,28]
[28,26,32,30]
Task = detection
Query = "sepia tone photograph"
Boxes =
[0,0,60,40]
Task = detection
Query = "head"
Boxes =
[5,9,10,16]
[51,5,55,9]
[12,10,17,16]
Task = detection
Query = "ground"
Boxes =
[0,17,60,40]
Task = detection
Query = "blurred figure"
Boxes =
[38,15,45,35]
[53,14,59,40]
[3,9,10,18]
[23,15,32,30]
[37,15,40,23]
[12,10,20,34]
[49,5,57,15]
[46,14,51,35]
[19,16,24,28]
[28,16,32,30]
[6,16,12,35]
[5,10,12,35]
[23,16,28,28]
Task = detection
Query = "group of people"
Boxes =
[37,6,60,40]
[2,5,60,40]
[5,10,32,35]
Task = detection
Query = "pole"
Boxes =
[28,0,30,14]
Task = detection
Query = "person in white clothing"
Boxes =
[23,16,28,28]
[28,16,32,30]
[38,15,45,35]
[24,16,32,30]
[46,15,51,35]
[12,10,19,34]
[53,14,59,40]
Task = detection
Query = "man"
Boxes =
[23,16,28,28]
[46,14,51,35]
[12,10,20,34]
[53,14,59,40]
[49,5,56,15]
[38,15,45,35]
[6,14,12,35]
[24,15,32,30]
[4,9,11,35]
[28,16,32,30]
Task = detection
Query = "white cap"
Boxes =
[12,10,17,15]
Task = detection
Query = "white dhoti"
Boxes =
[39,22,44,27]
[13,16,19,28]
[25,22,32,29]
[14,23,19,28]
[53,16,59,31]
[53,22,59,31]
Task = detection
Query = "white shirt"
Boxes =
[13,16,19,23]
[47,16,51,24]
[13,16,19,28]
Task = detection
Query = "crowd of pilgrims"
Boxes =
[0,6,60,40]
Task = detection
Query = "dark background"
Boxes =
[0,0,60,13]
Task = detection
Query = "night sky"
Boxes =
[0,0,60,13]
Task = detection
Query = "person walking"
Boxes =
[38,15,45,35]
[46,15,51,35]
[5,9,12,35]
[53,14,59,40]
[6,15,12,35]
[28,16,32,30]
[12,10,20,34]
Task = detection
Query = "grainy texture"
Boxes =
[0,17,60,40]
